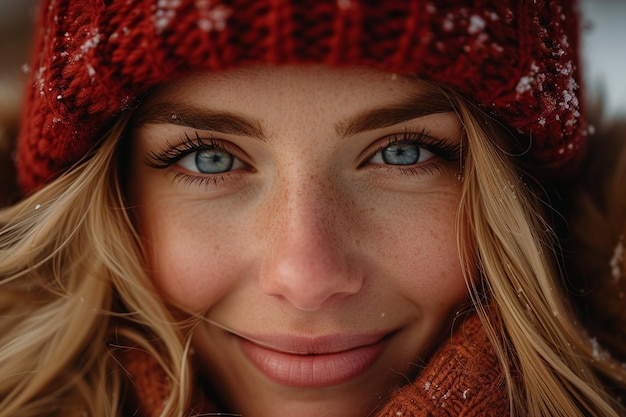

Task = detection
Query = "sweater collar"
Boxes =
[121,312,509,417]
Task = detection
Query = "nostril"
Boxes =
[259,248,363,311]
[256,180,361,310]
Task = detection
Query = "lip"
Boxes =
[237,331,393,387]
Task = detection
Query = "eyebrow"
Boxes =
[135,102,267,140]
[335,93,455,138]
[134,91,455,140]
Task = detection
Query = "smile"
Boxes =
[236,331,394,387]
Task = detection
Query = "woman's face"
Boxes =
[128,66,468,417]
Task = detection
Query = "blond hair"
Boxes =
[1,89,625,416]
[0,117,193,416]
[451,91,626,416]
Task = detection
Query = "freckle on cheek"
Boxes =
[439,270,448,281]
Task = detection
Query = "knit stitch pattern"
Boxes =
[18,0,585,193]
[375,312,509,417]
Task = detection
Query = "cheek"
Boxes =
[395,238,467,311]
[365,192,467,311]
[135,201,244,312]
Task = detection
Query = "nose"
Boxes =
[258,180,363,311]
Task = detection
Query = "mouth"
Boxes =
[236,331,394,387]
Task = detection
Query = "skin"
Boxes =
[128,65,469,417]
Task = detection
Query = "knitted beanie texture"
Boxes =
[18,0,586,193]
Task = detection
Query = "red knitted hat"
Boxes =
[17,0,586,194]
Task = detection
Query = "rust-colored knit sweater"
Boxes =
[122,313,509,416]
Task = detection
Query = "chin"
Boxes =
[225,390,384,417]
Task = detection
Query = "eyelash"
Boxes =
[146,132,246,187]
[147,132,230,168]
[146,130,462,187]
[364,130,461,176]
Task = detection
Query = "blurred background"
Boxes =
[0,0,624,200]
[0,0,36,203]
[580,0,626,117]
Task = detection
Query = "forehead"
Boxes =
[142,65,431,111]
[134,65,459,142]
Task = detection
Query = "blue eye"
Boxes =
[371,141,435,166]
[145,132,249,180]
[180,149,232,174]
[178,148,244,174]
